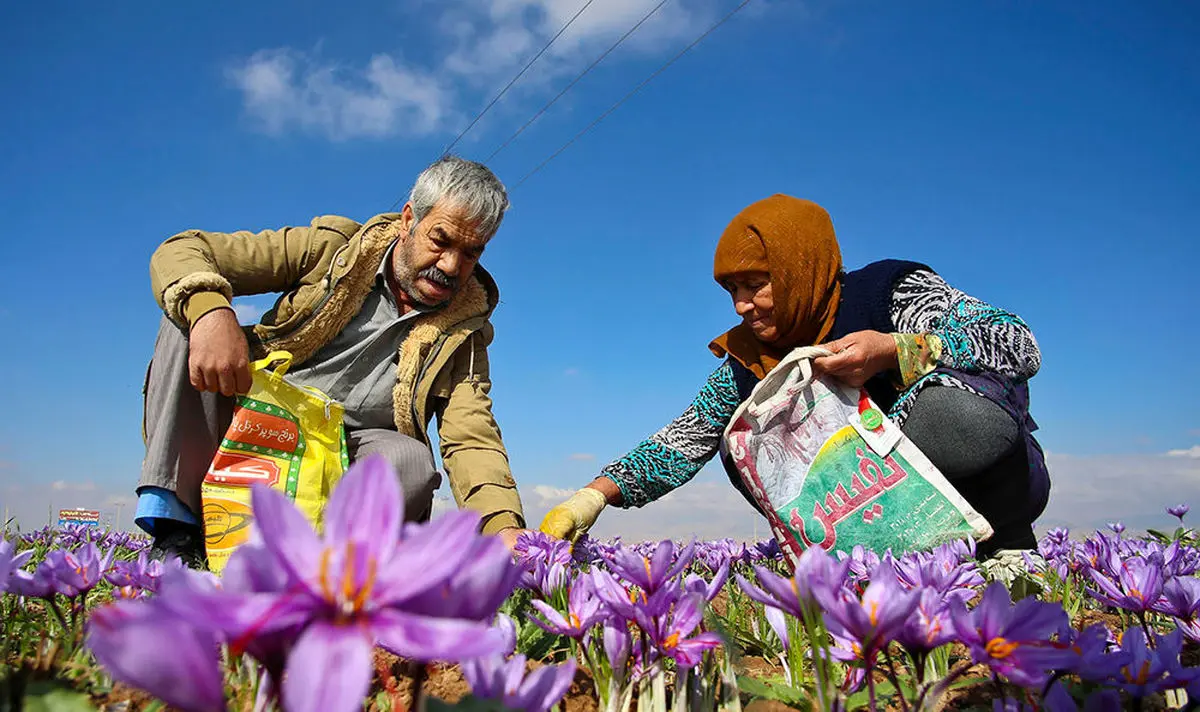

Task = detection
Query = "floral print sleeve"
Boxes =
[890,269,1041,380]
[600,360,742,508]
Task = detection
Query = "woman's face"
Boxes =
[724,270,778,342]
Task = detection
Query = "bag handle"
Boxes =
[251,351,294,385]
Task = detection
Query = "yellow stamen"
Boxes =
[1129,588,1143,601]
[868,600,879,626]
[341,542,358,603]
[643,557,653,581]
[986,637,1019,659]
[318,548,334,602]
[569,613,581,629]
[664,632,679,649]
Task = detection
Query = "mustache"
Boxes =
[418,266,458,290]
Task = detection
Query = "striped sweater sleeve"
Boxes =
[890,269,1041,380]
[600,360,743,508]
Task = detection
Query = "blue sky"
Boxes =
[1,0,1197,536]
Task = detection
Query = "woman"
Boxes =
[540,195,1048,558]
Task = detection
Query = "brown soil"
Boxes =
[373,648,599,712]
[1074,609,1123,633]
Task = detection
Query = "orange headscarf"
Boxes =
[709,195,843,379]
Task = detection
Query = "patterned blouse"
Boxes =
[600,269,1041,508]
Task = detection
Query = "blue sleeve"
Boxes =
[600,360,743,508]
[134,486,200,534]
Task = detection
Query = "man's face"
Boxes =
[391,200,489,308]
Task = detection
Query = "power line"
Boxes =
[484,0,673,164]
[514,0,755,189]
[440,0,598,160]
[389,0,597,211]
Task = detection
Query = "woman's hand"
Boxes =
[812,330,899,387]
[539,481,616,542]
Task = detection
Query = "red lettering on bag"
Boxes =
[227,408,299,453]
[206,452,281,487]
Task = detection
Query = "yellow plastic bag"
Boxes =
[201,351,349,573]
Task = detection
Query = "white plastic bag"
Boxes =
[724,347,993,567]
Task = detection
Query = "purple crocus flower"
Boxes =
[1107,522,1125,535]
[949,582,1070,687]
[1109,628,1199,698]
[1152,576,1200,622]
[153,455,511,712]
[41,543,113,598]
[462,655,577,712]
[1044,623,1129,682]
[813,567,917,661]
[530,574,607,638]
[601,618,632,677]
[646,592,722,668]
[737,545,848,619]
[895,587,956,655]
[0,539,32,594]
[607,539,695,595]
[1163,540,1200,577]
[684,559,729,603]
[1168,504,1190,522]
[87,597,226,712]
[1087,555,1164,614]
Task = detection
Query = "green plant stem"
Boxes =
[881,646,910,712]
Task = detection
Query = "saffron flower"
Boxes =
[1109,628,1199,698]
[0,539,32,594]
[530,574,607,638]
[462,654,577,712]
[135,455,510,712]
[1168,504,1190,522]
[949,582,1070,686]
[645,592,722,668]
[607,539,695,595]
[41,543,113,598]
[895,587,957,655]
[813,567,917,661]
[737,545,848,619]
[1041,682,1121,712]
[1086,555,1164,614]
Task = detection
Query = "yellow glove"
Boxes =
[539,487,607,542]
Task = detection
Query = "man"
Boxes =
[137,156,526,567]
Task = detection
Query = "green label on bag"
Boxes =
[777,426,972,555]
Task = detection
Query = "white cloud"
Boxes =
[1167,445,1200,459]
[530,484,575,505]
[1037,451,1200,534]
[228,50,451,141]
[227,0,725,141]
[50,480,97,493]
[233,302,265,325]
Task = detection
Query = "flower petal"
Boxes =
[374,608,508,662]
[251,484,323,583]
[323,454,403,562]
[372,510,483,605]
[87,601,226,712]
[282,621,373,712]
[515,659,577,712]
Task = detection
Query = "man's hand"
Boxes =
[188,308,252,396]
[496,527,525,552]
[812,330,899,388]
[539,487,608,543]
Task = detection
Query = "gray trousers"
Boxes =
[140,317,442,524]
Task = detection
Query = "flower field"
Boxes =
[3,458,1200,711]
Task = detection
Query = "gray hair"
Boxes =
[408,156,509,240]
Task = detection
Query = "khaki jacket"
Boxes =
[149,213,524,534]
